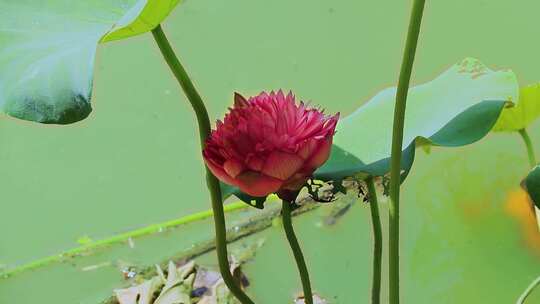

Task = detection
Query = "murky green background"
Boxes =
[2,0,540,303]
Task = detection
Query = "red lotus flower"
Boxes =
[203,90,339,198]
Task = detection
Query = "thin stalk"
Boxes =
[281,200,313,304]
[388,1,426,303]
[517,275,540,304]
[519,128,537,168]
[518,128,539,222]
[516,130,540,304]
[151,24,254,304]
[366,177,382,304]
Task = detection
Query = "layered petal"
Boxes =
[204,157,237,187]
[305,137,333,169]
[297,138,318,160]
[282,172,312,191]
[202,90,339,199]
[262,151,304,180]
[223,159,244,178]
[235,171,283,197]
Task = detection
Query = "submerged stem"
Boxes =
[151,24,254,304]
[366,178,382,304]
[1,202,249,279]
[388,1,426,303]
[281,200,313,304]
[519,128,537,168]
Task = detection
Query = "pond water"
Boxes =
[1,0,540,303]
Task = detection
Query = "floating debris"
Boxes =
[127,237,135,249]
[118,261,140,281]
[81,261,111,272]
[294,293,328,304]
[111,239,264,304]
[115,276,163,304]
[76,235,93,245]
[122,268,138,280]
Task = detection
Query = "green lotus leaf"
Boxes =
[317,58,517,181]
[492,83,540,132]
[0,0,180,124]
[102,0,181,42]
[223,58,519,207]
[523,165,540,209]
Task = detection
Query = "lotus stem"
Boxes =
[519,128,537,168]
[517,275,540,304]
[388,1,426,303]
[281,200,313,304]
[151,24,254,304]
[366,177,382,304]
[518,128,539,220]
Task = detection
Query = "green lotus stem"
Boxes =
[519,128,537,168]
[151,24,254,304]
[366,177,382,304]
[388,1,426,303]
[517,275,540,304]
[281,200,313,304]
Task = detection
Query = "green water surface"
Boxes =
[1,0,540,303]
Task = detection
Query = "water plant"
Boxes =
[387,2,425,301]
[151,24,256,304]
[1,1,538,303]
[2,1,254,302]
[517,166,540,303]
[0,1,181,123]
[492,83,540,221]
[203,90,339,304]
[220,55,518,302]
